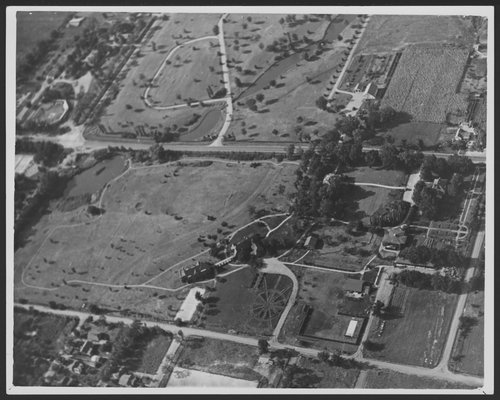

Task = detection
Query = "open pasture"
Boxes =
[14,159,296,318]
[362,369,476,389]
[355,15,476,54]
[381,44,470,123]
[365,285,458,368]
[147,38,223,107]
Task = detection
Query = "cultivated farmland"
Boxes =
[362,369,476,389]
[381,44,470,123]
[364,285,458,367]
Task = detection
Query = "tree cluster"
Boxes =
[16,139,67,167]
[370,200,410,227]
[399,245,466,269]
[395,270,464,294]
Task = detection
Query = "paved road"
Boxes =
[13,302,483,387]
[435,231,485,373]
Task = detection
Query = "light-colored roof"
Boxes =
[345,319,358,337]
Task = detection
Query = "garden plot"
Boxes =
[364,285,458,368]
[381,44,470,123]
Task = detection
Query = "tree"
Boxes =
[194,291,204,302]
[213,25,219,35]
[379,106,397,124]
[317,350,330,363]
[448,173,464,197]
[286,144,295,160]
[379,143,399,169]
[372,300,385,316]
[418,187,439,219]
[256,93,265,102]
[258,339,269,354]
[315,96,328,111]
[365,150,381,167]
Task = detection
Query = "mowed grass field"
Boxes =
[178,338,262,381]
[138,334,172,374]
[16,11,72,64]
[381,44,470,123]
[147,38,223,107]
[362,369,476,389]
[345,167,407,186]
[99,14,223,140]
[449,289,484,377]
[14,159,296,318]
[355,15,476,54]
[364,285,458,368]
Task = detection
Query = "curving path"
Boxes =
[354,182,407,190]
[261,258,299,342]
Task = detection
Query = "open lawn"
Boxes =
[287,357,360,388]
[138,334,172,374]
[147,38,223,107]
[279,265,364,355]
[381,44,470,123]
[343,186,403,223]
[202,268,293,336]
[364,285,458,368]
[449,289,484,376]
[14,159,296,319]
[362,368,476,389]
[178,337,262,381]
[345,167,407,186]
[355,15,476,54]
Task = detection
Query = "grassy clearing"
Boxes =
[345,167,407,186]
[14,160,296,318]
[362,369,476,389]
[380,122,446,147]
[343,186,403,223]
[202,268,292,336]
[288,357,360,388]
[355,15,476,54]
[147,38,223,107]
[449,289,484,376]
[178,337,262,381]
[138,334,172,374]
[365,285,458,368]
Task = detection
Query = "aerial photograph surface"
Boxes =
[8,5,491,394]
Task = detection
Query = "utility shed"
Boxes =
[345,319,358,338]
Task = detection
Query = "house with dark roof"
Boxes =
[180,262,216,284]
[381,226,408,253]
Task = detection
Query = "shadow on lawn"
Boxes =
[342,186,377,221]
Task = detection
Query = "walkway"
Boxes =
[209,13,233,147]
[354,182,407,190]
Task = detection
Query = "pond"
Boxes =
[237,14,357,100]
[64,155,127,198]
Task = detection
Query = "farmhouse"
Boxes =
[381,226,408,252]
[180,261,216,284]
